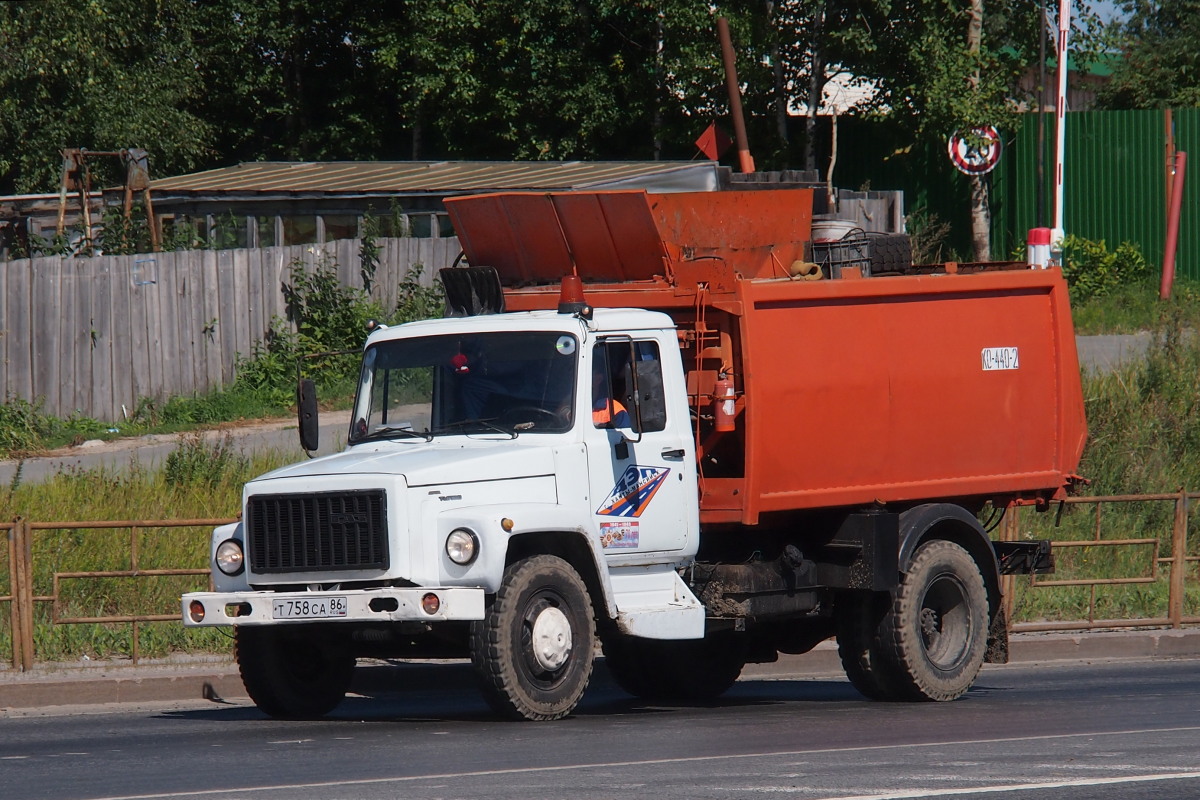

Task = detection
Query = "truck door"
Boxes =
[585,338,694,554]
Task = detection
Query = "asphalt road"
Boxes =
[2,657,1199,800]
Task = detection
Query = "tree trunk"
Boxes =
[967,0,989,261]
[970,174,990,261]
[804,2,826,173]
[653,11,665,159]
[767,2,788,145]
[410,84,423,160]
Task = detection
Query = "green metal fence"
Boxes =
[992,109,1199,281]
[832,117,976,260]
[834,109,1197,276]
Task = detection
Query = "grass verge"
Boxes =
[1007,313,1200,625]
[1070,277,1200,335]
[0,436,292,664]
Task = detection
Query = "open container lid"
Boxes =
[444,189,814,287]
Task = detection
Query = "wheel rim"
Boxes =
[919,571,973,670]
[521,593,574,681]
[530,604,572,671]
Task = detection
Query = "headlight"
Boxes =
[215,539,245,576]
[445,528,479,565]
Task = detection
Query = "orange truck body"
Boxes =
[444,188,1088,525]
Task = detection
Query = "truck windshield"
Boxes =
[349,331,578,442]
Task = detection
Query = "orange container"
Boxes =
[445,190,1087,526]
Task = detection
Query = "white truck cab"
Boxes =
[183,306,704,720]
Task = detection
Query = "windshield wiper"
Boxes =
[355,425,434,443]
[433,418,517,438]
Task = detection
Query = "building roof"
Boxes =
[146,160,722,197]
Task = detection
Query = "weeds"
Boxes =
[1071,277,1200,335]
[237,255,443,406]
[1006,311,1200,625]
[164,434,248,488]
[906,205,956,264]
[0,395,45,453]
[1060,235,1149,305]
[1079,311,1200,495]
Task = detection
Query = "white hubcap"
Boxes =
[530,606,572,671]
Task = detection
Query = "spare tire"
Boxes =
[868,233,913,275]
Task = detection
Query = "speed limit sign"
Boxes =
[948,126,1002,175]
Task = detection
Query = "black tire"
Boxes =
[868,233,913,274]
[835,592,908,701]
[879,540,989,701]
[470,555,596,721]
[600,633,658,698]
[236,626,355,719]
[602,631,746,702]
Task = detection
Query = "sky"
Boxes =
[1091,0,1127,23]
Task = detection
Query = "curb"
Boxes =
[3,629,1198,712]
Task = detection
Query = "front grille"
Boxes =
[247,490,388,573]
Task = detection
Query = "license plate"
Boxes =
[272,596,348,619]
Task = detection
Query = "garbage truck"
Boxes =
[183,188,1087,721]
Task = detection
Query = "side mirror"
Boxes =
[630,360,667,433]
[297,379,319,451]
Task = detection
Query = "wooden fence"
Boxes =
[0,237,461,421]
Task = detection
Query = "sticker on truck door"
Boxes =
[981,347,1019,371]
[596,465,671,517]
[599,520,639,549]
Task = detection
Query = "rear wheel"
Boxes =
[837,540,988,702]
[835,592,906,701]
[880,540,988,701]
[470,555,596,721]
[236,626,355,719]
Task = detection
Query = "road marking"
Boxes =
[816,772,1200,799]
[82,725,1200,800]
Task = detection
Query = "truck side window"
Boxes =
[591,343,630,428]
[592,341,666,432]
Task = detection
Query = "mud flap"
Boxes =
[984,604,1010,664]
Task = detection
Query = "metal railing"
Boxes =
[3,494,1198,670]
[1001,491,1200,632]
[5,517,235,670]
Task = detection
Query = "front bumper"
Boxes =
[182,587,486,627]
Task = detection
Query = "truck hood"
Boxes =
[248,440,557,488]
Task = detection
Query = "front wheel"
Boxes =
[470,555,596,721]
[236,626,355,719]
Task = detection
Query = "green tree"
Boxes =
[0,0,212,193]
[0,0,1108,246]
[1096,0,1200,108]
[187,0,395,162]
[366,1,760,162]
